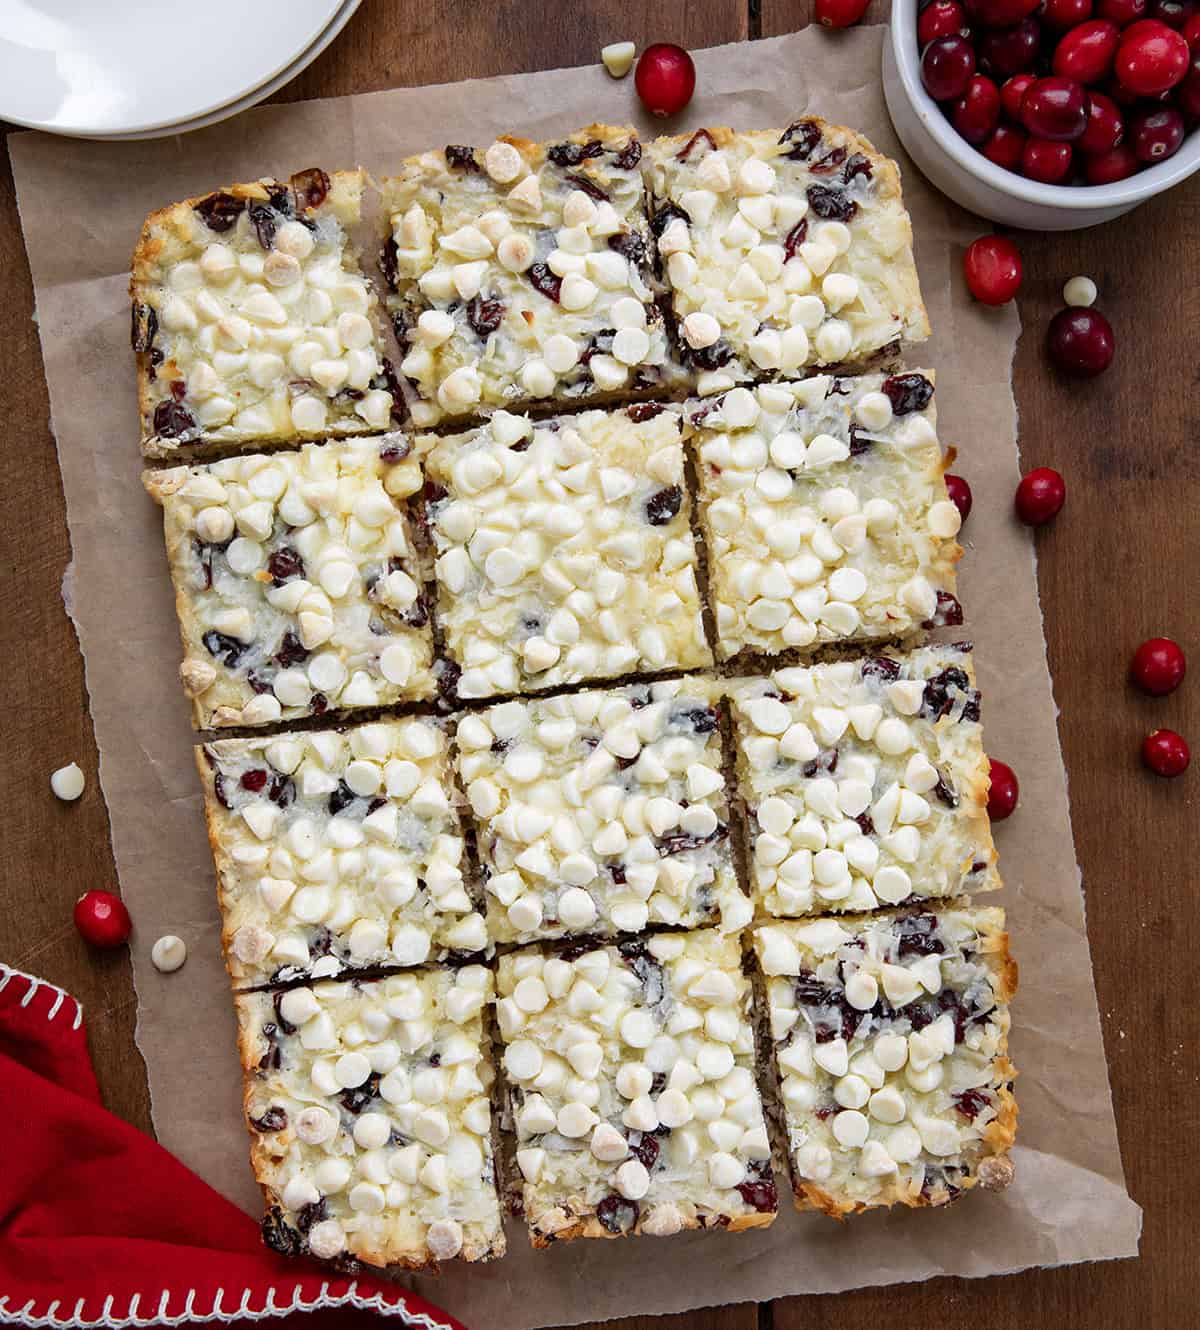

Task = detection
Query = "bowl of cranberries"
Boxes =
[883,0,1200,227]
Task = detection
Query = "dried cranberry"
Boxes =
[854,811,875,835]
[131,302,157,353]
[613,138,643,170]
[268,774,295,808]
[296,1198,328,1233]
[896,913,946,957]
[806,184,857,221]
[861,656,902,681]
[240,768,269,793]
[645,485,683,525]
[274,631,309,668]
[793,970,837,1004]
[261,1209,304,1257]
[688,338,734,371]
[649,203,691,238]
[565,172,608,201]
[444,144,478,169]
[466,294,505,337]
[921,665,969,719]
[380,236,399,288]
[881,372,934,415]
[548,139,605,167]
[338,1072,382,1115]
[933,772,961,807]
[843,152,874,183]
[290,167,331,211]
[628,1132,660,1168]
[329,780,359,815]
[676,705,719,733]
[250,1105,288,1131]
[608,230,649,267]
[202,630,247,667]
[802,748,839,777]
[193,192,245,232]
[783,218,809,262]
[627,402,664,422]
[810,145,849,175]
[153,398,198,440]
[925,590,965,628]
[595,1195,639,1234]
[657,827,727,857]
[249,204,277,250]
[267,547,305,585]
[736,1179,779,1212]
[780,119,824,160]
[955,1088,992,1119]
[527,262,563,302]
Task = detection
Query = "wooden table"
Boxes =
[2,2,1195,1325]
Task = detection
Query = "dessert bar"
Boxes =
[198,718,487,987]
[727,646,1000,918]
[752,905,1017,1215]
[237,965,504,1269]
[133,169,397,458]
[145,435,433,728]
[685,372,962,660]
[496,929,778,1244]
[455,678,750,945]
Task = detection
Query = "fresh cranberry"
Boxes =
[920,0,969,42]
[1142,729,1191,776]
[964,234,1023,302]
[979,17,1043,75]
[1079,89,1126,149]
[816,0,872,26]
[1114,19,1190,91]
[1015,466,1067,523]
[923,34,978,99]
[1047,307,1115,375]
[1152,0,1195,27]
[1041,0,1094,25]
[1021,135,1076,179]
[1176,51,1200,109]
[953,74,1004,139]
[74,890,133,948]
[1054,19,1122,80]
[987,759,1020,819]
[634,44,696,117]
[1098,0,1148,22]
[1001,72,1039,117]
[1084,141,1141,178]
[945,473,974,521]
[1130,105,1186,157]
[1021,76,1091,138]
[983,121,1029,166]
[1182,9,1200,40]
[1130,637,1187,694]
[965,0,1041,21]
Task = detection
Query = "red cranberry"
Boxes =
[979,17,1043,75]
[1130,105,1186,157]
[983,121,1029,166]
[634,44,696,117]
[1021,135,1076,178]
[1084,140,1141,178]
[74,890,133,948]
[1047,307,1115,375]
[1130,636,1187,694]
[1152,0,1195,27]
[1176,52,1200,110]
[1098,0,1148,22]
[1041,0,1094,25]
[963,234,1023,302]
[987,759,1020,819]
[816,0,872,25]
[1142,729,1191,776]
[1001,72,1039,117]
[1079,89,1127,149]
[944,473,974,520]
[1014,466,1067,524]
[1114,19,1190,91]
[1182,9,1200,40]
[953,74,1004,139]
[920,0,969,42]
[964,0,1041,20]
[1021,76,1091,138]
[923,34,978,99]
[1054,19,1122,80]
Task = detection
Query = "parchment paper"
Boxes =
[9,24,1140,1327]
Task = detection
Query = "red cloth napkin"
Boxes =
[0,964,466,1329]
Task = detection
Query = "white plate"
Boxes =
[88,0,361,142]
[0,0,348,136]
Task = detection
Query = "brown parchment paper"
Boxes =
[9,24,1140,1327]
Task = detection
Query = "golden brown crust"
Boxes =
[528,1205,776,1246]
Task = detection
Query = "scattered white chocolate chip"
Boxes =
[601,41,637,78]
[50,763,85,802]
[1062,275,1097,308]
[151,934,187,973]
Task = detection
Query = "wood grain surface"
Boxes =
[2,2,1195,1326]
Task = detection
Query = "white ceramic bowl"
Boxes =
[883,0,1200,230]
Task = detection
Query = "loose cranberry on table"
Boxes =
[1130,105,1186,158]
[1113,18,1190,92]
[1130,636,1187,694]
[1142,729,1191,776]
[920,0,970,43]
[1079,89,1126,150]
[945,473,974,520]
[1053,18,1122,79]
[74,890,132,949]
[979,17,1044,76]
[1047,306,1115,374]
[815,0,872,27]
[964,234,1023,303]
[953,74,1004,140]
[1021,76,1091,138]
[1021,135,1076,180]
[983,121,1029,165]
[923,33,978,99]
[1041,0,1096,27]
[634,43,696,117]
[987,759,1020,819]
[1014,466,1067,524]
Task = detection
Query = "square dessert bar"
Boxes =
[198,717,487,987]
[145,435,433,728]
[381,125,673,427]
[496,929,778,1244]
[645,120,928,389]
[728,646,1000,919]
[685,372,962,660]
[237,965,504,1270]
[455,678,750,945]
[132,169,398,458]
[422,403,710,700]
[753,906,1017,1216]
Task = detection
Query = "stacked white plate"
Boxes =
[0,0,361,139]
